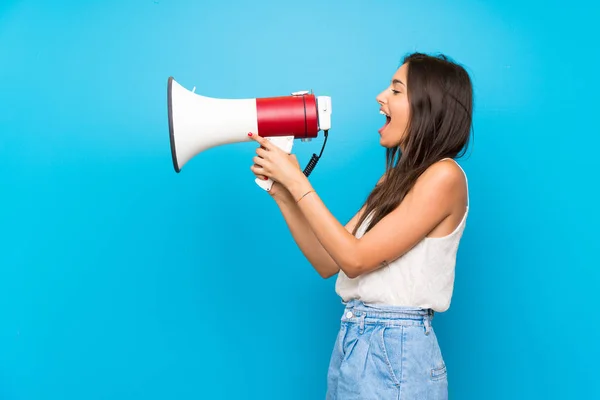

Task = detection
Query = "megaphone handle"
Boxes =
[255,135,295,191]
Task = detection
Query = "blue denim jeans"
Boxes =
[326,300,448,399]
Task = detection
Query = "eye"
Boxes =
[390,88,401,95]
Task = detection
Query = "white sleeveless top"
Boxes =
[335,159,469,313]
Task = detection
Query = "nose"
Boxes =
[376,89,387,106]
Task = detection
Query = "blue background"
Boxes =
[1,0,598,398]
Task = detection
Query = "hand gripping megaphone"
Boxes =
[167,76,332,191]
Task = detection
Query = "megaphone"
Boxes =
[167,76,331,191]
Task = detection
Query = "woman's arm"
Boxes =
[271,186,365,279]
[285,162,464,278]
[248,133,462,279]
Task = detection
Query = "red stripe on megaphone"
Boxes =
[256,94,319,139]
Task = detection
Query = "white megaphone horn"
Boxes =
[167,76,332,191]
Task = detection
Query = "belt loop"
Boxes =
[359,313,365,334]
[423,313,432,336]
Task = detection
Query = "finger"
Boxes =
[256,146,268,158]
[250,164,269,180]
[252,167,269,180]
[248,132,271,149]
[253,156,266,166]
[250,163,263,173]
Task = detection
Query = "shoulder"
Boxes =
[409,159,467,210]
[421,159,465,186]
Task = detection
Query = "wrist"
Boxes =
[286,173,313,203]
[271,187,293,203]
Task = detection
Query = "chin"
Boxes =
[378,135,397,149]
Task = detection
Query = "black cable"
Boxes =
[303,130,328,177]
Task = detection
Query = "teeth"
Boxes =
[380,110,389,117]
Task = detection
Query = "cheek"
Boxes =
[391,101,409,127]
[391,112,408,134]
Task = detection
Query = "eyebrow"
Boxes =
[392,79,405,86]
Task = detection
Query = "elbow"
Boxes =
[317,264,341,280]
[343,267,362,279]
[340,251,379,278]
[339,241,366,279]
[340,258,364,279]
[319,270,337,279]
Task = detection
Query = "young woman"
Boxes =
[249,52,472,400]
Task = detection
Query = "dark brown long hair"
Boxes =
[352,52,474,235]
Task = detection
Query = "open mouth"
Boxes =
[379,110,391,133]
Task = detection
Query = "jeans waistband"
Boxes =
[341,299,434,334]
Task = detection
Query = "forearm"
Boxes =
[287,181,361,277]
[273,192,340,279]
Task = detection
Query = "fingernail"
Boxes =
[247,132,253,136]
[263,177,268,180]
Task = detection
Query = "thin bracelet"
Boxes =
[295,189,315,203]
